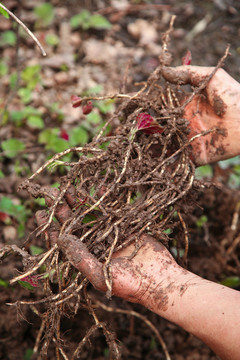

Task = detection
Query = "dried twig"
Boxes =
[178,211,189,265]
[94,300,171,360]
[0,3,46,56]
[9,244,57,284]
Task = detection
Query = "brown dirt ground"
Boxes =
[0,1,240,359]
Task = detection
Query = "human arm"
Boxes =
[36,67,240,359]
[162,65,240,165]
[36,185,240,360]
[58,234,240,360]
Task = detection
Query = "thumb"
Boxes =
[58,234,106,291]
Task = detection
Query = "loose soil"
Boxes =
[0,1,240,360]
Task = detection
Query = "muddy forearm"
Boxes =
[143,270,240,360]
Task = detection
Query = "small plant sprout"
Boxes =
[60,129,69,141]
[82,101,93,115]
[71,95,93,114]
[129,113,163,142]
[136,113,164,134]
[20,275,39,288]
[71,95,82,108]
[182,49,192,65]
[47,160,66,171]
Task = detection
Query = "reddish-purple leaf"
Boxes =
[21,275,39,287]
[71,95,82,108]
[82,101,93,115]
[60,129,69,141]
[182,49,192,65]
[74,196,88,210]
[0,211,10,222]
[141,125,164,134]
[136,113,163,134]
[137,113,154,130]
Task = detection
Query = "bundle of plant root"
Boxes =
[4,19,229,360]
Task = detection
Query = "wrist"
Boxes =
[142,266,240,360]
[139,263,195,317]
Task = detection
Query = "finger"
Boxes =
[162,65,215,86]
[42,187,72,225]
[58,234,107,292]
[35,210,60,246]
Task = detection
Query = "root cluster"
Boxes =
[2,19,229,360]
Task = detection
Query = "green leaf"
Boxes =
[24,348,34,360]
[0,60,8,76]
[70,10,111,30]
[0,196,28,224]
[82,214,96,226]
[34,198,45,206]
[30,245,44,256]
[39,128,58,144]
[10,110,25,125]
[1,138,25,158]
[83,84,103,96]
[45,33,59,46]
[96,99,115,114]
[27,115,44,129]
[69,126,88,146]
[9,72,18,90]
[0,30,16,46]
[150,336,157,350]
[86,112,102,125]
[39,128,70,153]
[17,223,25,238]
[0,278,8,288]
[18,87,32,104]
[164,228,172,235]
[21,64,41,90]
[0,5,9,19]
[195,165,213,179]
[10,107,42,126]
[196,215,208,228]
[50,138,69,153]
[88,14,111,29]
[70,10,90,29]
[220,276,240,288]
[51,182,60,189]
[34,3,54,27]
[234,164,240,175]
[18,280,35,291]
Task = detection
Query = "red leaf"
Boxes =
[82,101,93,115]
[60,129,69,141]
[21,275,39,287]
[0,211,10,222]
[71,95,82,108]
[141,125,163,134]
[182,49,192,65]
[136,113,163,134]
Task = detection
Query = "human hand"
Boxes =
[35,186,185,311]
[162,65,240,165]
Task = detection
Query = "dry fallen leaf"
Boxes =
[127,19,158,45]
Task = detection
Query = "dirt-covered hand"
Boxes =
[35,186,184,308]
[162,66,240,165]
[58,232,186,308]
